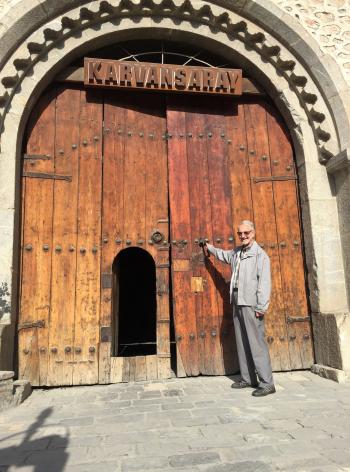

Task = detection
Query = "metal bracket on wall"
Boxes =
[22,172,72,182]
[251,175,297,183]
[18,320,45,331]
[287,316,311,323]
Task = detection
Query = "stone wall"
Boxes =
[276,0,350,84]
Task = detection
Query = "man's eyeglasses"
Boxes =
[237,230,252,237]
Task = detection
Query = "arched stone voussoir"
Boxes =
[0,0,344,165]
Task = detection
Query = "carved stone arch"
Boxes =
[0,0,349,380]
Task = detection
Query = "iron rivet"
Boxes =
[103,237,108,244]
[176,335,182,342]
[126,239,131,245]
[163,240,168,245]
[25,244,33,251]
[117,129,122,135]
[205,238,209,243]
[199,332,205,338]
[270,244,276,249]
[30,161,36,166]
[128,131,132,137]
[199,133,204,138]
[55,245,62,253]
[23,349,30,355]
[260,243,265,248]
[179,133,184,138]
[262,155,268,161]
[249,150,255,155]
[216,238,221,243]
[273,160,279,165]
[148,240,154,245]
[139,132,144,137]
[82,140,88,146]
[115,238,122,244]
[290,335,296,341]
[42,244,49,252]
[149,133,154,139]
[194,239,199,244]
[188,133,192,138]
[293,241,299,246]
[80,247,86,254]
[92,246,98,253]
[279,336,285,341]
[168,134,172,139]
[189,333,195,340]
[75,347,82,354]
[40,347,46,354]
[137,239,144,245]
[64,346,71,353]
[208,132,212,138]
[72,144,77,149]
[94,136,99,141]
[51,347,58,354]
[286,165,292,171]
[267,336,274,343]
[240,145,245,150]
[221,133,225,138]
[172,240,177,244]
[228,236,234,243]
[211,330,217,337]
[280,242,287,248]
[183,240,187,244]
[69,245,75,252]
[89,346,96,353]
[58,149,64,155]
[227,139,232,144]
[104,128,110,134]
[303,333,310,340]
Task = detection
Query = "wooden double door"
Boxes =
[19,85,313,386]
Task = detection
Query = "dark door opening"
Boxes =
[112,248,157,357]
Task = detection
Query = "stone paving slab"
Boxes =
[0,372,350,471]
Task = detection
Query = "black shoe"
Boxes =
[252,385,276,397]
[231,380,252,389]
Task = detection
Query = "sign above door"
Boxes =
[84,58,242,96]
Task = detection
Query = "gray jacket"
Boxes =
[206,241,271,313]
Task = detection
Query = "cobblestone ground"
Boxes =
[0,372,350,471]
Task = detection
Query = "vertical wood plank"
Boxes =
[47,88,80,386]
[110,356,123,383]
[167,100,199,376]
[146,355,158,380]
[73,90,102,385]
[19,90,56,386]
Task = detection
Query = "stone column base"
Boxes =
[0,371,32,411]
[311,364,350,383]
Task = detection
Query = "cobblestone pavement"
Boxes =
[0,372,350,471]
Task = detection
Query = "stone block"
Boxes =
[13,379,31,405]
[0,370,14,380]
[168,451,220,468]
[311,364,350,383]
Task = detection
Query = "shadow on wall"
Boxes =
[0,407,69,471]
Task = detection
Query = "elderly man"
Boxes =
[201,220,275,397]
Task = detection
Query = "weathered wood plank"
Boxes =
[19,90,56,386]
[73,90,102,385]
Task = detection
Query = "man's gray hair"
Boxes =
[239,220,255,230]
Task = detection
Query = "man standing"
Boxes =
[201,220,275,397]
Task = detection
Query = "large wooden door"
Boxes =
[19,86,170,386]
[19,84,313,386]
[167,96,313,375]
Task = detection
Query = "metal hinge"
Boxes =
[252,175,297,183]
[287,316,310,324]
[23,154,51,160]
[18,319,45,331]
[22,172,72,182]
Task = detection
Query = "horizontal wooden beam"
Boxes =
[55,66,264,95]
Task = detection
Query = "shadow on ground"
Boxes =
[0,407,69,471]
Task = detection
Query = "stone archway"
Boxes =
[0,0,349,380]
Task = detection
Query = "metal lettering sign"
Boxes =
[84,58,242,95]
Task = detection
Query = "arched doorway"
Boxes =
[112,248,157,357]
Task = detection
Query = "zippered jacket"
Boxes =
[206,241,271,313]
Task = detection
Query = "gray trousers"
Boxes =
[233,291,274,388]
